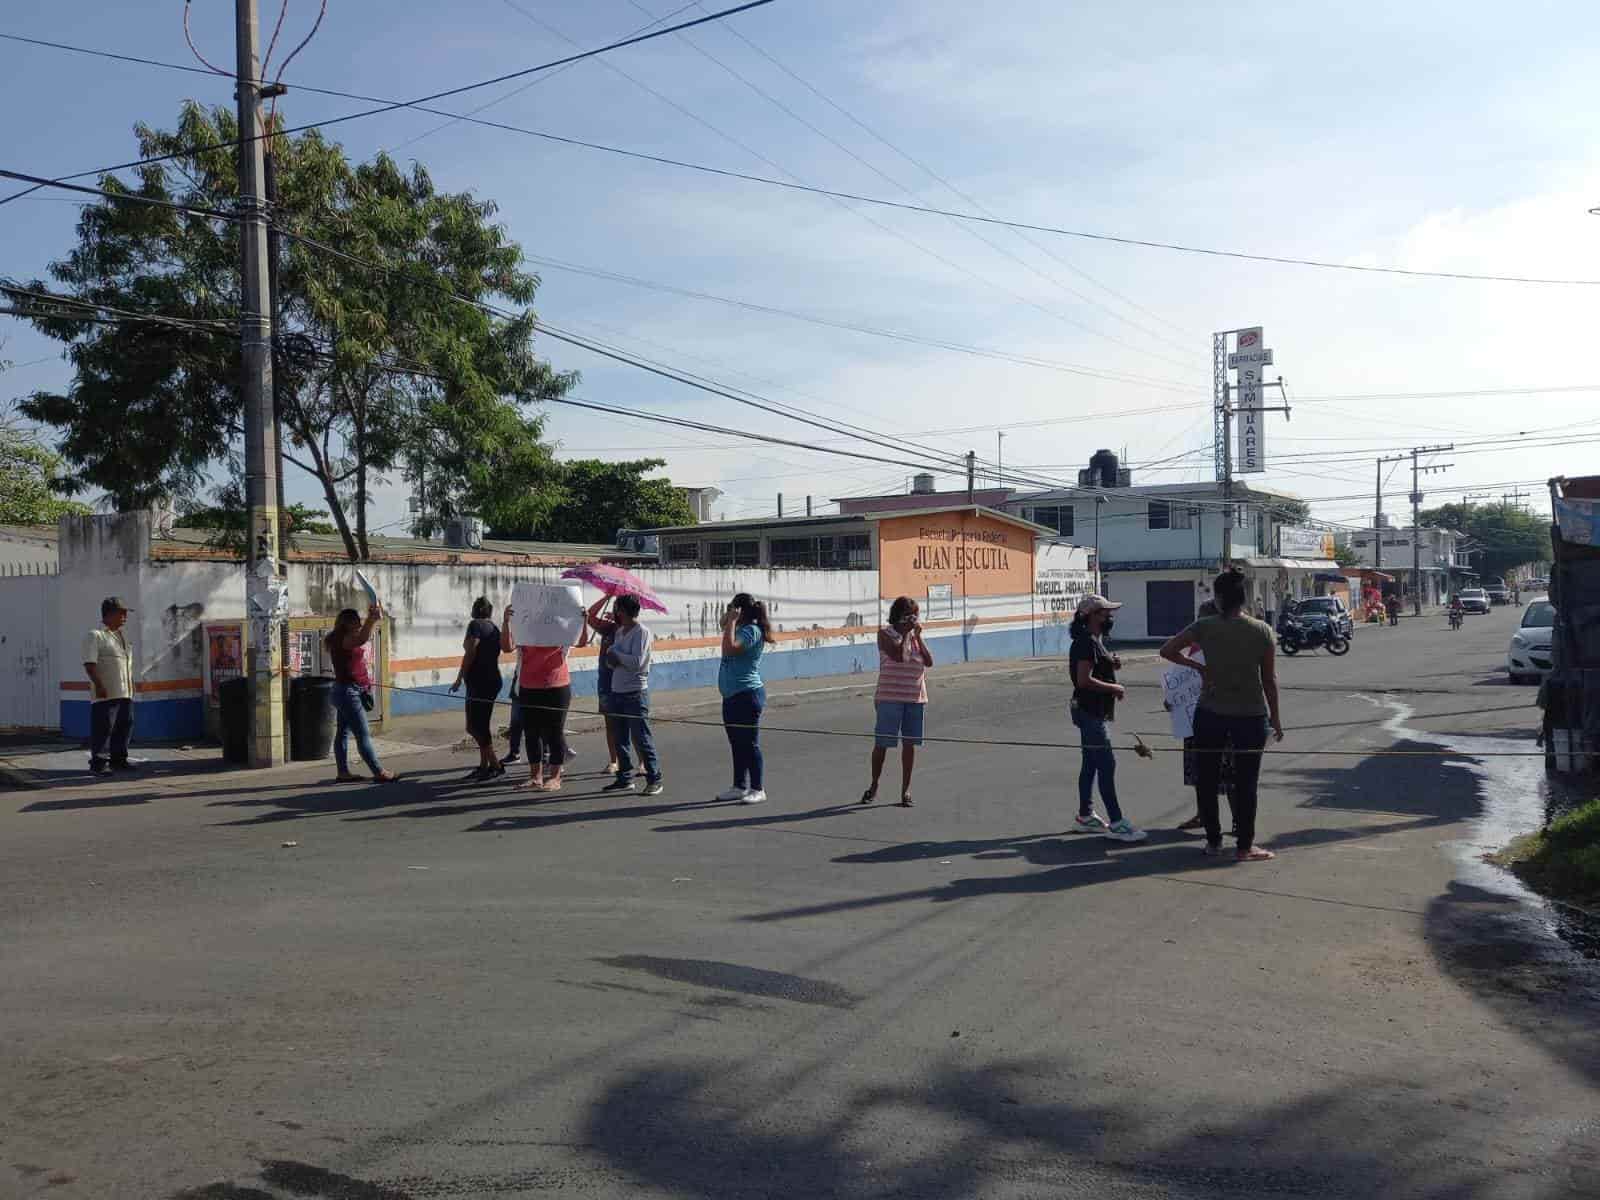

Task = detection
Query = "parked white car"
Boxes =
[1507,597,1555,684]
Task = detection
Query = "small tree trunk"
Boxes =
[300,433,360,563]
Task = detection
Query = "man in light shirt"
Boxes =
[81,596,136,776]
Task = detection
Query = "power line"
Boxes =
[7,24,1600,286]
[492,0,1195,373]
[0,1,781,205]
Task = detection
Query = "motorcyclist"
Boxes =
[1448,594,1464,629]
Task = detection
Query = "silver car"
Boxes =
[1507,598,1555,684]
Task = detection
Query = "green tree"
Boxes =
[491,458,696,543]
[4,103,573,561]
[0,404,93,524]
[1420,501,1552,579]
[1333,541,1362,569]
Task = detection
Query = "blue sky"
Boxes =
[4,0,1599,533]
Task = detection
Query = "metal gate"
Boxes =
[0,574,62,729]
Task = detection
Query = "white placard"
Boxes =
[1163,657,1205,739]
[508,582,584,648]
[1227,348,1274,368]
[1236,404,1266,474]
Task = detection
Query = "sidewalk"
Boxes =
[1,654,1107,794]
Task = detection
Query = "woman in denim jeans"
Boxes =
[1068,594,1145,842]
[326,604,396,783]
[716,592,774,805]
[1160,569,1284,862]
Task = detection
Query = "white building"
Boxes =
[999,453,1341,638]
[1337,525,1463,606]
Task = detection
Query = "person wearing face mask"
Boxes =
[1068,594,1147,842]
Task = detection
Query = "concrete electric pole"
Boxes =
[1409,444,1454,613]
[236,0,286,766]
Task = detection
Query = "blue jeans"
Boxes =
[333,683,383,775]
[610,690,660,783]
[722,687,765,790]
[1070,707,1122,824]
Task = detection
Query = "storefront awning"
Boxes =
[1241,557,1340,571]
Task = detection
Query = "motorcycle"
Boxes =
[1278,616,1350,657]
[1449,608,1464,631]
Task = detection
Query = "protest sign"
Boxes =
[509,582,585,647]
[1162,654,1204,739]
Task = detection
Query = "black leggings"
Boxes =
[518,685,571,769]
[1193,707,1269,850]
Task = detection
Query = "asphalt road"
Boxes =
[3,605,1598,1200]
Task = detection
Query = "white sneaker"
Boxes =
[1103,819,1148,843]
[740,790,767,805]
[1072,813,1109,833]
[565,746,578,761]
[716,786,748,802]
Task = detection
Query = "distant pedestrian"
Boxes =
[327,604,396,783]
[501,600,575,792]
[601,594,662,796]
[582,596,623,776]
[862,595,933,808]
[82,595,136,776]
[718,592,774,805]
[1160,568,1284,862]
[1068,595,1146,842]
[450,596,504,783]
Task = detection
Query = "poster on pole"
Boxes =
[1162,657,1205,739]
[508,582,585,648]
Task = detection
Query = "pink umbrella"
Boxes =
[561,563,669,614]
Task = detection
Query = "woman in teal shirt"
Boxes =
[718,592,774,805]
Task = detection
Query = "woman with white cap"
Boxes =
[1068,594,1147,842]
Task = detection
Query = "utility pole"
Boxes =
[1500,485,1531,513]
[1375,453,1407,578]
[1409,444,1454,612]
[966,450,976,505]
[237,0,285,767]
[996,431,1005,490]
[263,150,288,563]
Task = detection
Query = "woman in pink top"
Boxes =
[861,596,934,808]
[500,602,581,792]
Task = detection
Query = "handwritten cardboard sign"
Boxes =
[1162,653,1205,739]
[509,582,584,648]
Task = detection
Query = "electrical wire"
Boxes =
[0,2,782,206]
[493,0,1195,374]
[181,0,230,76]
[6,21,1598,286]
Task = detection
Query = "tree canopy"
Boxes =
[0,401,92,525]
[490,458,696,543]
[4,102,573,560]
[1420,501,1552,579]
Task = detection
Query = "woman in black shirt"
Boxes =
[451,596,504,782]
[1068,594,1146,842]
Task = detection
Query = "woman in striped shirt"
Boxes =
[862,596,934,808]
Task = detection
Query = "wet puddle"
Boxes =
[1373,697,1600,963]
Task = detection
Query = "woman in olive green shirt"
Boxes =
[1160,569,1284,862]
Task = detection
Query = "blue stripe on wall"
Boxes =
[60,696,206,741]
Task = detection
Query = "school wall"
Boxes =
[40,512,1092,740]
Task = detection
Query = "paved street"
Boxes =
[3,606,1598,1199]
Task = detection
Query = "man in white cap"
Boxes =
[1068,593,1147,842]
[82,596,136,776]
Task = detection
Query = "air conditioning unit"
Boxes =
[443,516,484,549]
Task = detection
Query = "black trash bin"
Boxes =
[218,676,249,764]
[289,675,338,761]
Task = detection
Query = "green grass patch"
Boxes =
[1490,797,1600,910]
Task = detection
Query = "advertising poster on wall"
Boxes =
[205,623,243,704]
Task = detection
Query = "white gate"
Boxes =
[0,573,62,730]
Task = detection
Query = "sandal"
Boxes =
[1236,847,1275,863]
[543,777,564,793]
[372,771,398,783]
[860,785,877,805]
[898,794,914,808]
[520,778,546,791]
[1177,815,1205,831]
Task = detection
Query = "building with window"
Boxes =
[1000,453,1336,638]
[1336,525,1462,606]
